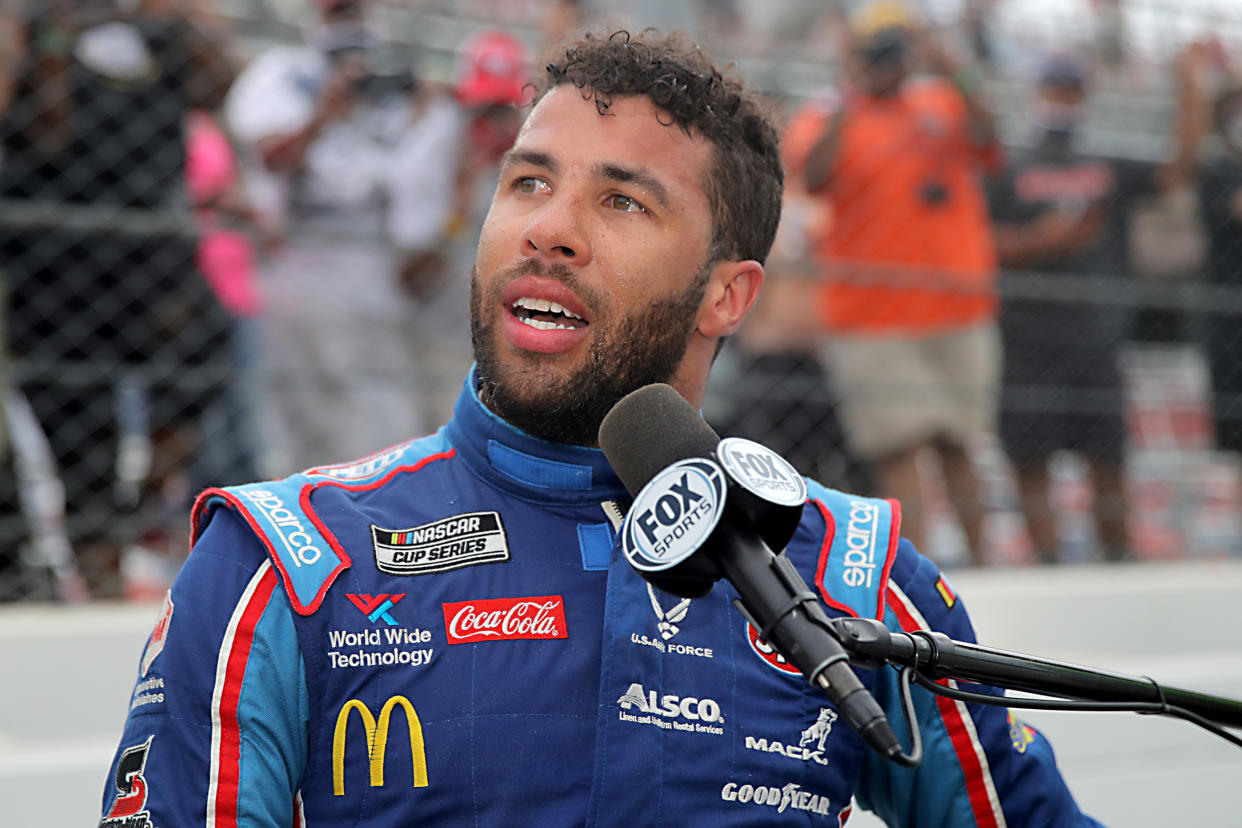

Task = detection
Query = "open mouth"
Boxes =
[510,296,588,331]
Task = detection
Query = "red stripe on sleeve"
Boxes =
[213,566,279,826]
[872,498,902,620]
[886,585,1002,828]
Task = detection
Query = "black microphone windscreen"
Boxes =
[598,383,721,496]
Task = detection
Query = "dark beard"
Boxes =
[471,263,710,446]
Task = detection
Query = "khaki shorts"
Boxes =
[819,322,1001,461]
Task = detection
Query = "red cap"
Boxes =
[454,29,531,108]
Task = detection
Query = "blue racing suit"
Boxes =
[101,371,1101,827]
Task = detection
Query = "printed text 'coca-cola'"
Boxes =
[442,595,568,644]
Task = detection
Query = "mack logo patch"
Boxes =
[372,512,509,575]
[622,458,725,572]
[347,593,406,625]
[746,621,801,676]
[717,437,807,507]
[443,595,567,644]
[745,708,837,766]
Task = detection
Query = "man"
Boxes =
[0,0,235,594]
[988,54,1172,563]
[101,30,1098,826]
[1179,39,1242,456]
[785,1,1001,565]
[225,2,527,472]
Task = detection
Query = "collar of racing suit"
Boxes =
[444,366,631,506]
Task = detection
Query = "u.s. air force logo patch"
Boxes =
[371,512,509,575]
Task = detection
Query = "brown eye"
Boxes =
[606,193,646,213]
[515,177,548,194]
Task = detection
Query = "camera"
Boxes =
[327,43,417,100]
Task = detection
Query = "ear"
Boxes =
[696,259,765,339]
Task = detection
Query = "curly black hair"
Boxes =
[535,30,784,265]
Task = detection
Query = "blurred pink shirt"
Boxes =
[186,109,263,318]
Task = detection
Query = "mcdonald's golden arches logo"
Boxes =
[333,695,429,795]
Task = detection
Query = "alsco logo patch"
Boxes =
[347,593,405,625]
[372,512,509,575]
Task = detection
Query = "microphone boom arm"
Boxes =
[830,616,1242,739]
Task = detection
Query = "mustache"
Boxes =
[489,258,602,316]
[505,258,577,286]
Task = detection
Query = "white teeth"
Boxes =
[520,317,575,331]
[511,296,583,320]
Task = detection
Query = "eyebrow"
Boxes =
[595,163,671,210]
[501,149,557,173]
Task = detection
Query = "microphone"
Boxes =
[599,383,905,762]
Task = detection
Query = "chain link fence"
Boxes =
[2,0,1241,601]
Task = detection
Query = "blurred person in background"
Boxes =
[988,55,1191,564]
[184,107,271,490]
[713,162,874,496]
[224,0,529,473]
[785,0,1001,566]
[1179,39,1242,457]
[0,0,235,597]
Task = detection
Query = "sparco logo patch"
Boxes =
[745,621,801,676]
[372,512,509,575]
[242,489,323,567]
[442,595,567,644]
[842,499,880,589]
[720,780,832,817]
[717,437,807,507]
[622,458,725,572]
[101,737,154,828]
[616,682,724,735]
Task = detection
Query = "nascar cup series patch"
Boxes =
[716,437,807,507]
[622,458,726,572]
[371,511,509,575]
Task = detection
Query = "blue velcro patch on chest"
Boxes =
[577,522,614,571]
[207,478,350,615]
[807,483,899,620]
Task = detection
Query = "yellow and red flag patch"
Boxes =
[934,575,957,609]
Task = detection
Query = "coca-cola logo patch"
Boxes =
[442,595,568,644]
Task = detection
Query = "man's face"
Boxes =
[470,85,718,446]
[855,27,910,98]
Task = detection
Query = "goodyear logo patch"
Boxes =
[372,512,509,575]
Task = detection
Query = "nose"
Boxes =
[521,194,592,267]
